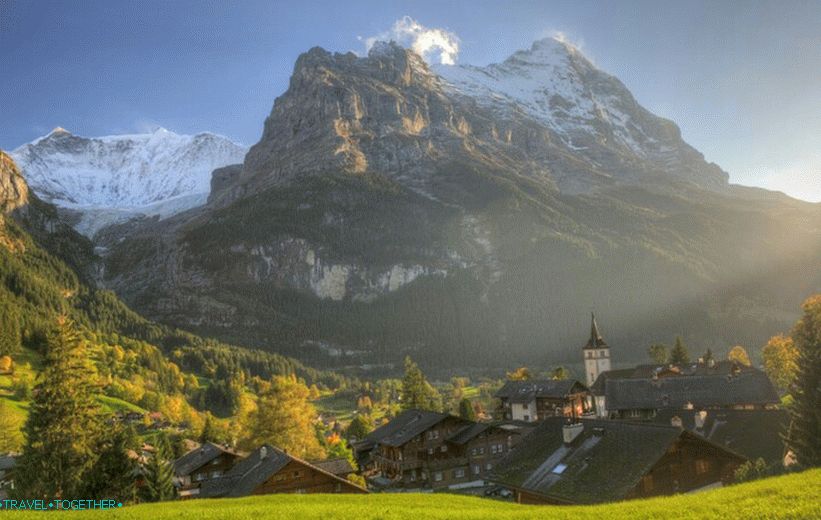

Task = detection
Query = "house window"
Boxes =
[695,459,711,475]
[628,409,641,418]
[210,470,222,478]
[409,470,416,482]
[211,458,221,465]
[427,447,434,455]
[441,445,448,452]
[455,468,465,478]
[552,463,567,475]
[523,415,530,421]
[491,445,498,454]
[427,430,439,440]
[434,471,443,482]
[471,448,477,456]
[485,463,492,470]
[478,447,485,455]
[473,465,481,475]
[194,473,206,482]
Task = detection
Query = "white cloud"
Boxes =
[361,16,460,65]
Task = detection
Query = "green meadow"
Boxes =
[3,469,818,519]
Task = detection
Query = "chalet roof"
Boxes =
[200,445,367,498]
[172,442,240,477]
[583,313,608,350]
[488,418,741,504]
[363,409,452,448]
[591,361,767,396]
[495,380,586,403]
[605,369,779,410]
[654,409,790,465]
[310,457,354,476]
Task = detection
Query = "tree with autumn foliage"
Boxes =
[506,366,533,381]
[761,334,799,393]
[242,374,325,459]
[728,345,752,366]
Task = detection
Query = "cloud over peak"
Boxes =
[361,16,460,65]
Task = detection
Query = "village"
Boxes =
[1,315,792,506]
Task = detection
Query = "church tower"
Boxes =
[583,313,611,387]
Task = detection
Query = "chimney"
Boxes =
[563,422,584,444]
[259,446,267,460]
[694,410,707,430]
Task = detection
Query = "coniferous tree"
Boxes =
[14,317,102,499]
[0,303,21,356]
[400,356,442,412]
[83,424,139,503]
[141,433,176,502]
[669,337,690,364]
[458,398,477,421]
[786,296,821,467]
[648,344,669,364]
[344,414,374,442]
[199,414,217,444]
[702,348,714,364]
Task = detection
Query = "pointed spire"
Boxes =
[584,313,608,350]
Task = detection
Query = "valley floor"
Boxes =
[4,469,819,519]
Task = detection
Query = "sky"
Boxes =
[1,0,819,202]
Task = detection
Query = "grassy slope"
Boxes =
[4,469,819,519]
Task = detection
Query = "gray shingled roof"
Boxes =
[310,457,354,476]
[591,361,756,396]
[605,369,779,410]
[654,409,789,464]
[173,442,239,477]
[363,409,451,447]
[494,380,586,403]
[200,445,368,498]
[488,418,741,504]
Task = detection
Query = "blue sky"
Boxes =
[1,0,819,201]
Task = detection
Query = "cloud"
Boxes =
[747,156,821,202]
[361,16,460,65]
[537,28,586,53]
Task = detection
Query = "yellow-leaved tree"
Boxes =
[242,374,325,460]
[761,334,798,393]
[728,345,752,366]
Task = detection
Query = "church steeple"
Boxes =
[584,313,608,350]
[582,313,611,387]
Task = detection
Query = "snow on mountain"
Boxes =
[434,37,666,157]
[10,127,247,225]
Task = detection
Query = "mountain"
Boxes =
[10,128,247,236]
[97,39,821,369]
[0,150,348,421]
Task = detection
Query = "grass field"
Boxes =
[3,469,818,519]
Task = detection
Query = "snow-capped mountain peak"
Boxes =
[10,128,248,233]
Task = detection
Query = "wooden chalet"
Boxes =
[199,445,368,498]
[591,361,780,420]
[488,417,745,505]
[173,442,244,499]
[354,409,528,490]
[494,379,593,422]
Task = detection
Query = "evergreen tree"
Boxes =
[345,414,374,442]
[458,398,477,421]
[786,295,821,467]
[83,424,139,503]
[669,337,690,364]
[0,303,21,356]
[702,348,714,364]
[648,344,668,364]
[400,356,442,412]
[200,414,217,444]
[141,433,176,502]
[14,317,102,499]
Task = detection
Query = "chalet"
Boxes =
[173,442,244,499]
[354,409,528,490]
[600,365,779,420]
[654,409,791,466]
[310,457,355,479]
[199,445,368,498]
[0,455,16,500]
[494,379,593,422]
[488,418,745,505]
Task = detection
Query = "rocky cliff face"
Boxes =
[0,151,29,214]
[98,40,821,367]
